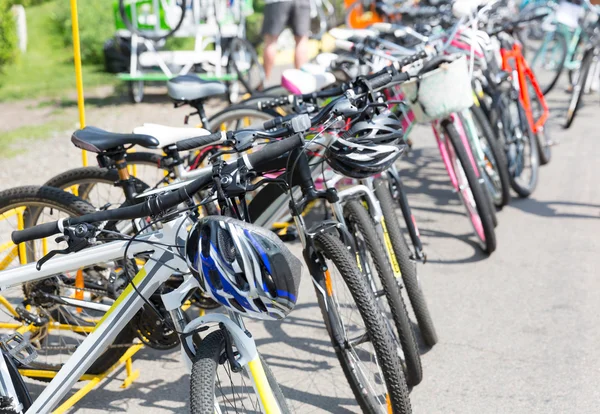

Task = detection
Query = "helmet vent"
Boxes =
[218,230,236,263]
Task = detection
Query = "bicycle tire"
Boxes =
[510,100,539,197]
[469,105,511,208]
[118,0,186,42]
[530,29,567,95]
[343,200,422,387]
[526,80,552,165]
[226,38,265,95]
[312,232,411,414]
[190,330,290,414]
[564,48,593,129]
[44,167,149,205]
[0,186,137,378]
[207,107,276,133]
[442,122,497,254]
[373,178,438,348]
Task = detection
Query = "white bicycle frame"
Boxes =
[0,214,275,413]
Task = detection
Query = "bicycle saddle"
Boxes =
[71,126,159,153]
[133,123,210,149]
[167,75,227,102]
[281,69,336,94]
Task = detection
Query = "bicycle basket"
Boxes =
[399,55,473,124]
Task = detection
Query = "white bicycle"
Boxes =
[0,131,305,413]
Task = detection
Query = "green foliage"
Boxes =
[253,0,265,13]
[8,0,53,6]
[50,0,114,65]
[246,12,263,47]
[0,0,114,101]
[0,0,17,69]
[9,0,52,6]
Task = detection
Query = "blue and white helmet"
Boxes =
[185,217,302,321]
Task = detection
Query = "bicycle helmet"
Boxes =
[185,216,302,321]
[326,111,406,179]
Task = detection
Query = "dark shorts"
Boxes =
[261,0,311,37]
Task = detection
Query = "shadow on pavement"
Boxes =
[510,198,600,219]
[397,147,490,262]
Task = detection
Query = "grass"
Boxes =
[0,118,72,157]
[0,1,115,102]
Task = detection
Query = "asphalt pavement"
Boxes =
[24,81,600,413]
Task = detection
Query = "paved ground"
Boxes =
[2,75,599,413]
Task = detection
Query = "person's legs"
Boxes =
[261,1,291,81]
[291,0,311,69]
[263,35,279,80]
[294,35,309,69]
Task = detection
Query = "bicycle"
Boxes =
[527,0,598,94]
[564,16,600,128]
[331,29,498,252]
[0,186,141,381]
[3,129,317,413]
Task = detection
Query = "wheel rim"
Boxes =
[0,201,115,371]
[530,33,563,91]
[322,253,393,412]
[507,103,536,190]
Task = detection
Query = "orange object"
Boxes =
[75,268,84,313]
[345,0,384,29]
[500,43,549,135]
[324,269,333,297]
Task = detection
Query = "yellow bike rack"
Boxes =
[0,195,144,412]
[18,343,144,414]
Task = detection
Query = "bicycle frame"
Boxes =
[501,42,550,134]
[0,216,280,413]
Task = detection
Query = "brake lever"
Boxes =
[36,224,95,270]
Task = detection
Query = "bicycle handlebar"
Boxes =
[489,11,550,36]
[11,134,306,245]
[175,131,227,152]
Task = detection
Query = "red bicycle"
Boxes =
[501,38,552,165]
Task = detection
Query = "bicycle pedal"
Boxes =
[0,332,37,366]
[0,396,18,414]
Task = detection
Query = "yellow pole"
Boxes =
[69,0,88,166]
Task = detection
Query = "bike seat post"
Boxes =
[97,148,138,202]
[191,101,210,129]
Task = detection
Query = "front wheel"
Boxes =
[312,232,412,413]
[508,100,539,197]
[226,38,265,101]
[530,29,567,95]
[468,105,511,208]
[373,178,438,347]
[564,48,594,129]
[343,200,422,387]
[441,121,497,254]
[190,330,290,414]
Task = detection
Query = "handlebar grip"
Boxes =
[391,71,411,83]
[398,50,429,68]
[257,95,292,110]
[335,39,355,52]
[176,132,225,151]
[245,134,305,170]
[370,22,394,33]
[264,114,295,130]
[12,221,60,245]
[369,71,394,90]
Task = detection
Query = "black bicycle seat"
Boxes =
[71,126,159,153]
[167,75,227,102]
